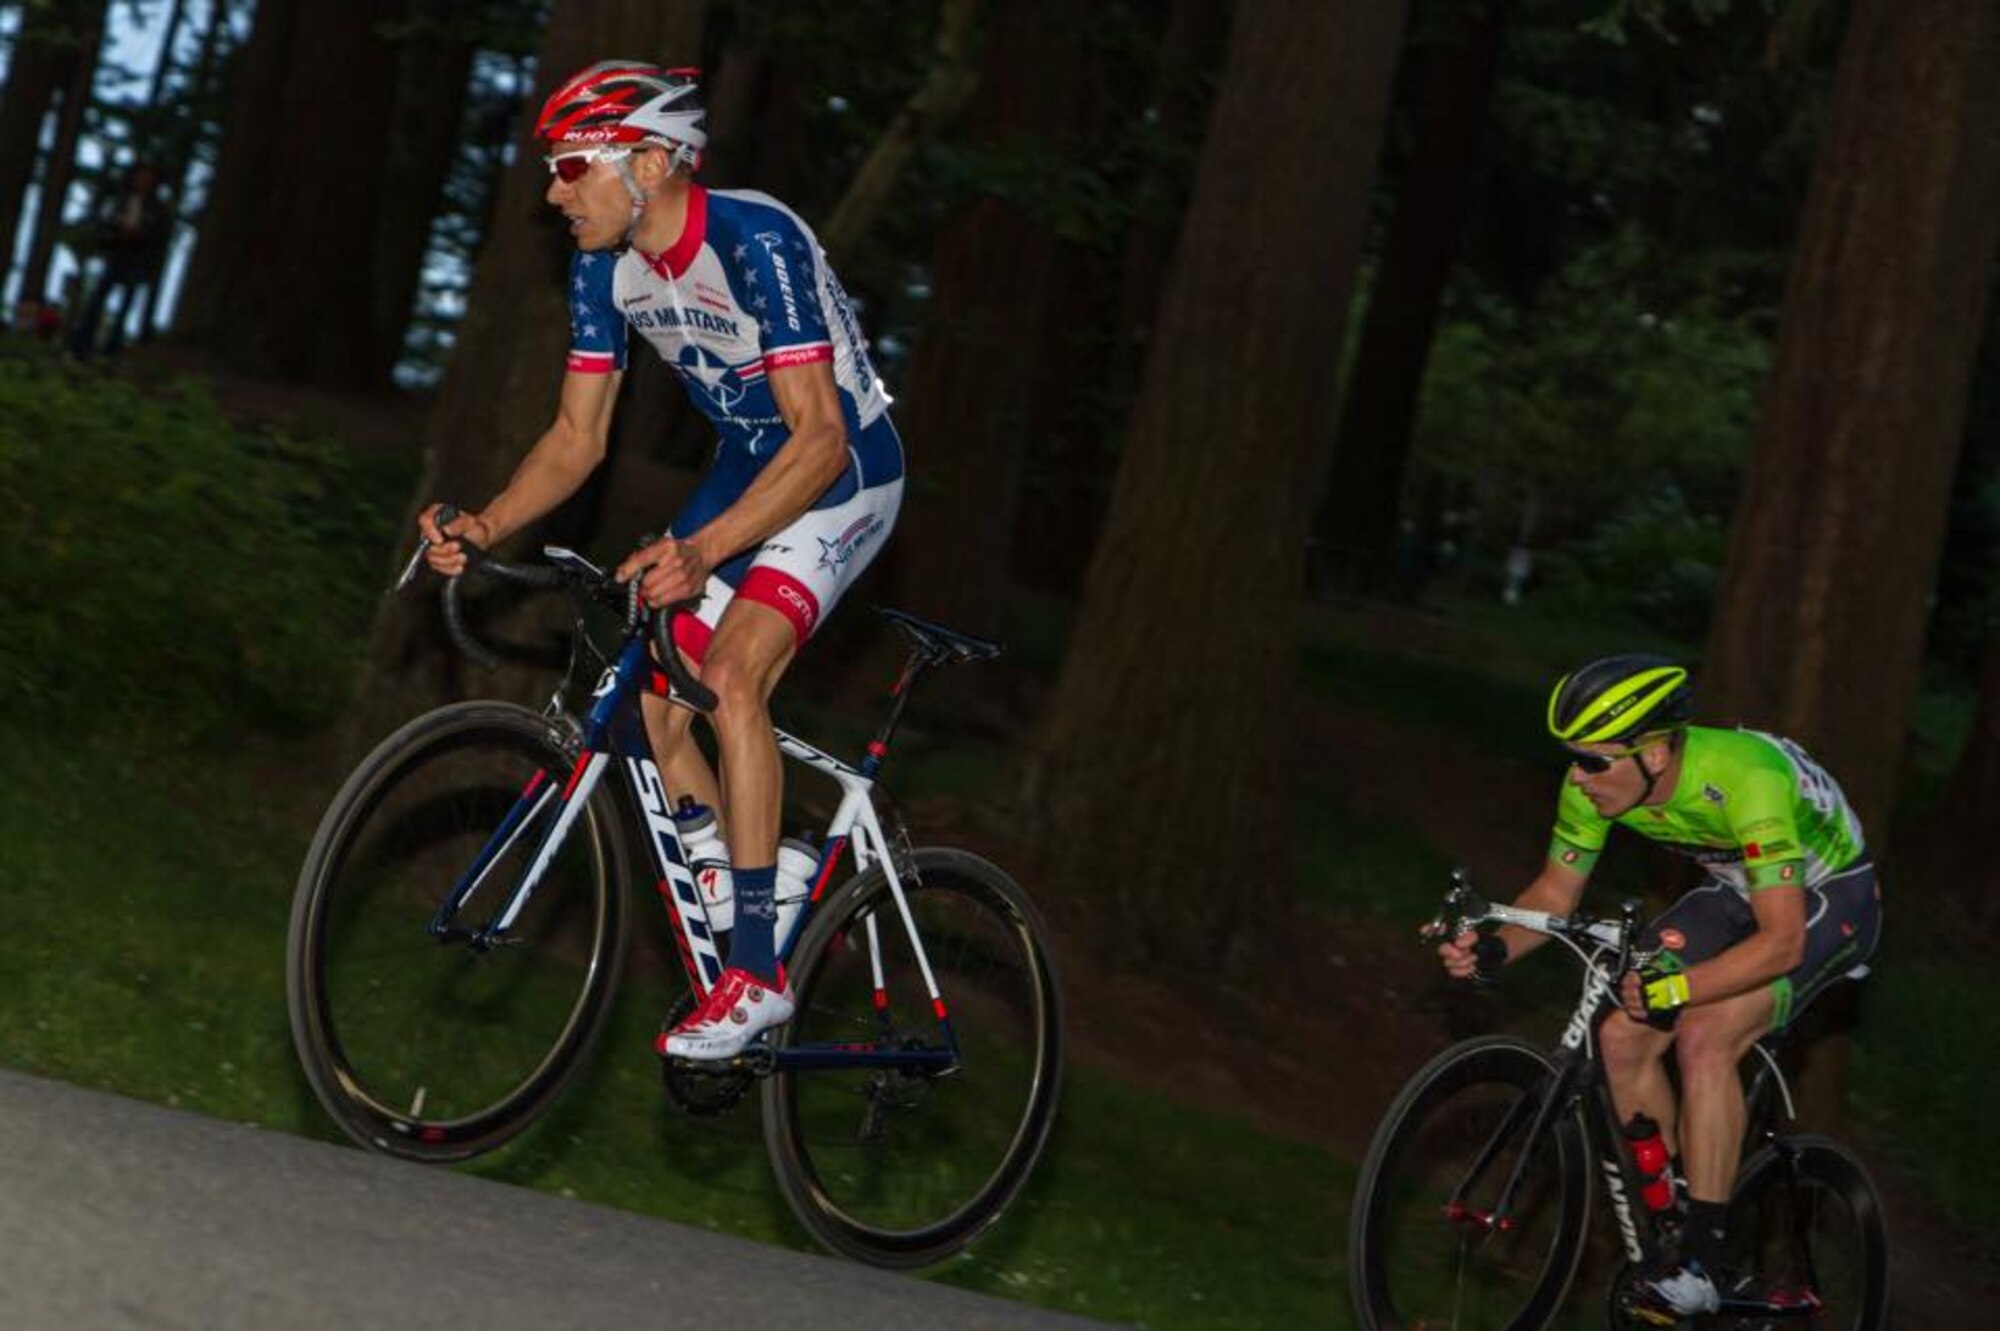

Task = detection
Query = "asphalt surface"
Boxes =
[0,1069,1114,1331]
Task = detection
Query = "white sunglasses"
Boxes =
[544,146,634,183]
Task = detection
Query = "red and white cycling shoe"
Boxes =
[656,967,795,1061]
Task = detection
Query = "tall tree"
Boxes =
[1943,639,2000,929]
[888,0,1092,637]
[139,0,239,337]
[174,0,425,389]
[1023,0,1410,969]
[365,0,484,386]
[347,0,706,746]
[0,5,67,292]
[1700,0,2000,841]
[0,0,103,302]
[13,0,104,308]
[1310,0,1511,597]
[812,0,978,260]
[1012,0,1231,598]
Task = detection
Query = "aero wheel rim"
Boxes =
[305,725,613,1147]
[1367,1064,1575,1328]
[779,875,1057,1251]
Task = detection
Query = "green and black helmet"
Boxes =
[1546,654,1693,746]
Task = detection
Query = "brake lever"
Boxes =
[393,502,462,593]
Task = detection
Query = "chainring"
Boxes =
[657,993,755,1116]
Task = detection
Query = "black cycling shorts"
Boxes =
[1643,860,1882,1029]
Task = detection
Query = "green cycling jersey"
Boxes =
[1550,725,1866,894]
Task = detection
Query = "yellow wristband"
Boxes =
[1643,971,1691,1011]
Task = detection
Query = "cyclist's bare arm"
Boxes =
[617,357,849,606]
[1436,858,1587,978]
[421,368,622,575]
[1618,882,1807,1019]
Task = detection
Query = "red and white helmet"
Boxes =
[536,61,708,171]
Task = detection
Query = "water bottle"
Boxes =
[1624,1113,1675,1212]
[673,797,733,931]
[774,836,820,944]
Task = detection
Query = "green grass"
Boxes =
[0,717,1359,1328]
[1847,933,2000,1232]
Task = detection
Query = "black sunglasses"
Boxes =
[1565,740,1651,774]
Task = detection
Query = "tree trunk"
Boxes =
[1937,638,2000,929]
[14,0,105,307]
[345,0,706,750]
[1701,0,2000,841]
[140,0,235,337]
[367,3,480,386]
[175,0,415,389]
[888,0,1091,638]
[142,0,188,114]
[815,0,980,262]
[1023,0,1409,970]
[1310,0,1511,598]
[1105,0,1233,407]
[1698,0,2000,1123]
[0,2,78,300]
[1012,0,1232,598]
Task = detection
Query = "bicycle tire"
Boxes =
[1708,1134,1889,1330]
[1350,1034,1593,1330]
[287,701,629,1163]
[761,847,1064,1268]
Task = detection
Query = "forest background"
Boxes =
[2,0,1998,1326]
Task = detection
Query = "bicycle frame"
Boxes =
[1443,901,1800,1275]
[1433,888,1839,1320]
[424,622,960,1076]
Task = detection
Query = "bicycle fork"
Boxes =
[1444,1060,1574,1238]
[427,747,613,951]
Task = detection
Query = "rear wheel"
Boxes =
[1350,1034,1592,1330]
[1712,1135,1887,1329]
[762,848,1064,1268]
[286,701,628,1162]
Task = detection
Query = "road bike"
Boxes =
[1348,872,1888,1328]
[285,529,1064,1268]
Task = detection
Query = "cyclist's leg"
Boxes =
[1600,881,1750,1151]
[1600,1011,1677,1134]
[1674,984,1776,1202]
[641,691,724,814]
[700,599,799,982]
[700,475,901,978]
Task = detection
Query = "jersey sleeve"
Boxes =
[730,216,833,372]
[1727,760,1808,890]
[565,251,626,374]
[1549,780,1610,877]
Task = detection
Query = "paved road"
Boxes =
[0,1069,1113,1331]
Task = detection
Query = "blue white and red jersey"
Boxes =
[565,184,902,499]
[565,184,904,655]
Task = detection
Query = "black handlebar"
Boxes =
[419,503,717,713]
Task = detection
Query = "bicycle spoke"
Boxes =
[289,705,627,1161]
[763,850,1062,1268]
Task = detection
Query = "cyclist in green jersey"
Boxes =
[1434,655,1882,1323]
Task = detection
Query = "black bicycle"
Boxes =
[1348,872,1888,1329]
[285,527,1064,1268]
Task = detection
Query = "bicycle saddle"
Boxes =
[874,607,1003,664]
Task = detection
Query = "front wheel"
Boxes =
[1349,1034,1592,1330]
[762,847,1064,1268]
[286,701,629,1162]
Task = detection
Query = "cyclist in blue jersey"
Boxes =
[420,61,905,1060]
